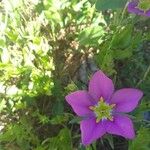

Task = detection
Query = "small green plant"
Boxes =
[0,0,150,149]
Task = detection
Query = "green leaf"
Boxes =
[50,114,69,125]
[129,128,150,150]
[104,135,114,150]
[96,0,127,11]
[6,31,18,42]
[113,48,132,60]
[52,101,64,115]
[96,49,116,76]
[78,26,105,46]
[0,99,6,112]
[48,128,72,150]
[0,39,6,47]
[112,25,133,49]
[69,116,82,124]
[88,0,97,5]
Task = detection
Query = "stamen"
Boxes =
[137,0,150,12]
[110,104,116,108]
[96,118,100,123]
[89,106,95,110]
[108,116,114,121]
[99,97,104,102]
[89,97,115,123]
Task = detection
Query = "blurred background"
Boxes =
[0,0,150,149]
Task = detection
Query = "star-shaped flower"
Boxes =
[65,71,143,145]
[127,0,150,17]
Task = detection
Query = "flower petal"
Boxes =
[145,10,150,17]
[128,1,143,14]
[127,1,150,17]
[105,115,135,139]
[88,71,114,102]
[110,88,143,112]
[65,91,94,116]
[128,1,140,13]
[80,118,105,145]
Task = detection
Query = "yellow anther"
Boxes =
[89,106,94,110]
[109,116,114,121]
[89,97,115,123]
[96,118,100,123]
[110,104,116,108]
[99,97,104,102]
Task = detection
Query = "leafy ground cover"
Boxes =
[0,0,150,150]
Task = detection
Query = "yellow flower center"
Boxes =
[89,97,116,123]
[137,0,150,12]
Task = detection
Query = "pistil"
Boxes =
[89,97,116,123]
[137,0,150,12]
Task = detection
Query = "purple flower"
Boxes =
[127,0,150,17]
[65,71,143,145]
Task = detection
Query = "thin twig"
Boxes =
[136,64,150,87]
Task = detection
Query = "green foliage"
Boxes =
[111,25,133,49]
[78,26,105,46]
[129,128,150,150]
[96,0,127,11]
[0,118,39,150]
[47,128,72,150]
[0,0,150,149]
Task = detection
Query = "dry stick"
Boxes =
[136,65,150,87]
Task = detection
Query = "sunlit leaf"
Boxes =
[96,0,127,11]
